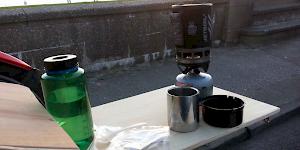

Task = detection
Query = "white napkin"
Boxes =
[90,123,170,150]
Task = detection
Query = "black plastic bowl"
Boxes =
[202,95,244,128]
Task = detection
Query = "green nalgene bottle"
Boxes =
[41,54,94,150]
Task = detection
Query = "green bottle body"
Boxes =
[41,68,94,150]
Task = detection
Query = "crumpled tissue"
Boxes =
[89,123,170,150]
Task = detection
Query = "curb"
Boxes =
[197,98,300,150]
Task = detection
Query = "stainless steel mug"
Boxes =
[167,86,200,132]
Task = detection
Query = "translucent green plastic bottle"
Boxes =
[41,55,94,150]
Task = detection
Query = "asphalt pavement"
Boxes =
[216,108,300,150]
[86,36,300,149]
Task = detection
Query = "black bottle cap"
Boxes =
[43,54,78,72]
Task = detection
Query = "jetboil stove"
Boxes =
[171,3,214,99]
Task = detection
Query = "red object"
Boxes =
[0,51,32,71]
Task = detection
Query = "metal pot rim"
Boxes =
[167,86,199,98]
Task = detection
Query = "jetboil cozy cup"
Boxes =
[167,86,200,132]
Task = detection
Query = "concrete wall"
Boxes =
[224,0,253,44]
[0,0,229,71]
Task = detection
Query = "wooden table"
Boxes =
[92,86,280,150]
[0,82,78,149]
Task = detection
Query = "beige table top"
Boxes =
[92,86,280,150]
[0,82,78,149]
